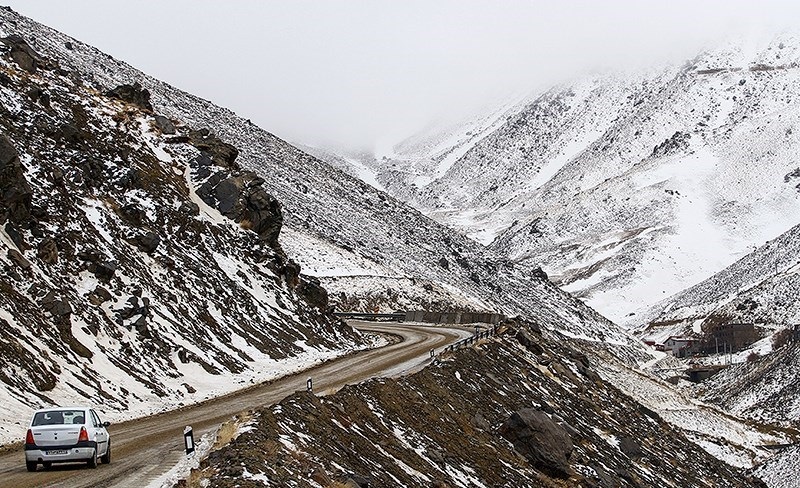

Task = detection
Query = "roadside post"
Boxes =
[307,377,313,392]
[184,426,195,455]
[430,348,435,359]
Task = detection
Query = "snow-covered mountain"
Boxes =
[0,4,665,437]
[0,24,371,441]
[0,8,648,352]
[334,36,800,325]
[5,8,799,486]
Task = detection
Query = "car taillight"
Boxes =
[25,429,34,445]
[78,426,89,442]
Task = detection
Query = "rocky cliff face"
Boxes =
[0,26,367,439]
[190,322,768,488]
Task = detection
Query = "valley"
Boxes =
[0,5,798,488]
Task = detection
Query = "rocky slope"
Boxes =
[188,321,774,488]
[0,25,370,440]
[691,340,800,488]
[0,7,649,355]
[336,36,800,324]
[4,8,798,486]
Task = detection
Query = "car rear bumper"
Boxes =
[25,442,97,463]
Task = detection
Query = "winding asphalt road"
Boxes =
[0,322,472,488]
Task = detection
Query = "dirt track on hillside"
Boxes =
[0,322,472,488]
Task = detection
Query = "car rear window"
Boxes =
[32,410,87,426]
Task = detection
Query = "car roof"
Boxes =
[32,406,91,413]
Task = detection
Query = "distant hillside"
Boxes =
[336,37,800,325]
[636,221,800,343]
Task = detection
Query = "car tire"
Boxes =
[101,442,111,464]
[25,461,37,472]
[87,449,97,469]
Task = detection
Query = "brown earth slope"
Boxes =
[191,321,766,488]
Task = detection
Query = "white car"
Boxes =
[24,406,111,471]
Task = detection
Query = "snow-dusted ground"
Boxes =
[755,445,800,488]
[597,359,788,469]
[0,26,374,445]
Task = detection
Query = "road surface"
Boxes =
[0,322,472,488]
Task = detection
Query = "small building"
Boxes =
[702,322,758,353]
[662,336,700,358]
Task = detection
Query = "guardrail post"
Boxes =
[184,426,195,455]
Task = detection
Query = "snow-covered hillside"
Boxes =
[335,37,800,325]
[0,26,375,442]
[193,321,775,487]
[0,8,648,354]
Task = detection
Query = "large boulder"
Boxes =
[90,261,117,282]
[198,172,283,248]
[499,408,573,478]
[0,134,32,224]
[135,232,161,254]
[298,275,329,310]
[106,82,153,111]
[153,115,176,134]
[40,291,72,317]
[1,34,46,73]
[36,237,58,264]
[7,248,30,269]
[188,129,239,168]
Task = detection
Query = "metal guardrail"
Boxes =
[334,312,405,322]
[441,325,500,354]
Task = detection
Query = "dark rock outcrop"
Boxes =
[36,237,58,264]
[153,115,176,134]
[197,171,283,248]
[135,232,161,254]
[7,248,30,269]
[531,266,548,282]
[106,82,153,111]
[87,286,112,306]
[118,203,146,226]
[0,134,32,224]
[298,275,329,310]
[90,261,117,282]
[1,34,46,73]
[41,291,72,317]
[187,129,239,168]
[499,408,573,478]
[281,259,301,288]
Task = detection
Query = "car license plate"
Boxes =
[47,450,68,455]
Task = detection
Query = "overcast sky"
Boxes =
[6,1,800,152]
